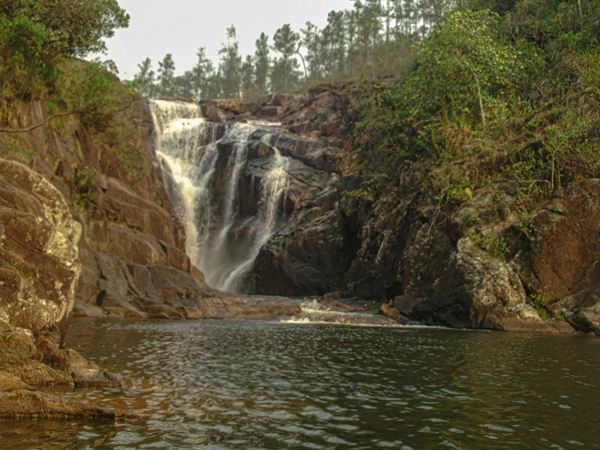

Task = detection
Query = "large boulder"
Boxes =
[0,159,126,417]
[0,159,81,336]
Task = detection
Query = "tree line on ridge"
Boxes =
[131,0,466,101]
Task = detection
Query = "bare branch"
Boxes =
[0,111,78,134]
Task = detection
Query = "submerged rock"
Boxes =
[0,390,133,419]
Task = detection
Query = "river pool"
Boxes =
[1,319,599,449]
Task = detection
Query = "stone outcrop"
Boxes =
[0,159,81,335]
[210,83,592,335]
[0,159,126,417]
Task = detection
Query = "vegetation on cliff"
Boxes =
[335,0,600,326]
[356,0,600,216]
[0,0,129,118]
[0,1,154,185]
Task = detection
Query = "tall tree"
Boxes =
[325,10,348,75]
[402,0,418,36]
[301,21,322,80]
[133,57,155,98]
[157,53,176,97]
[254,33,271,95]
[190,47,214,100]
[272,24,300,92]
[240,54,257,100]
[353,0,383,65]
[173,71,194,98]
[218,25,242,99]
[345,9,359,74]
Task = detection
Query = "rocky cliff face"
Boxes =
[0,158,125,417]
[194,82,598,336]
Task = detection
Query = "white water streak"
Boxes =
[219,134,290,291]
[150,100,289,293]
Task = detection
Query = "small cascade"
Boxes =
[150,100,290,293]
[284,299,403,327]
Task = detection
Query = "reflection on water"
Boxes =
[1,319,600,449]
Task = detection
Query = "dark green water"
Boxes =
[1,319,599,449]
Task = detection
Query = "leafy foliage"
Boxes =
[74,168,97,206]
[0,0,129,123]
[355,0,600,215]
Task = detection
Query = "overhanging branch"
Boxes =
[0,111,78,134]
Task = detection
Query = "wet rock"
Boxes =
[252,204,353,296]
[254,105,283,119]
[324,292,344,302]
[380,303,408,322]
[98,296,148,318]
[213,99,248,116]
[37,338,121,388]
[0,390,133,419]
[123,295,302,320]
[200,100,226,123]
[547,319,577,334]
[0,371,34,392]
[71,299,105,318]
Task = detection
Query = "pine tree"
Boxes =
[326,10,347,75]
[190,47,214,100]
[345,9,359,74]
[157,53,176,97]
[254,33,270,94]
[272,24,301,92]
[218,25,242,99]
[133,57,155,98]
[241,54,260,101]
[301,21,322,80]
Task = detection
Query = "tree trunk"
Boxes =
[457,52,487,132]
[297,47,308,80]
[386,0,391,44]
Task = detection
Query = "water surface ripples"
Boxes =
[1,319,599,449]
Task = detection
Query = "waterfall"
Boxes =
[150,100,290,293]
[217,134,290,291]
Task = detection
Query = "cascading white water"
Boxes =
[149,100,290,293]
[217,134,290,291]
[150,100,218,268]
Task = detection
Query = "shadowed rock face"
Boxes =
[201,83,597,335]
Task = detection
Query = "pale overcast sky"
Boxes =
[104,0,353,79]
